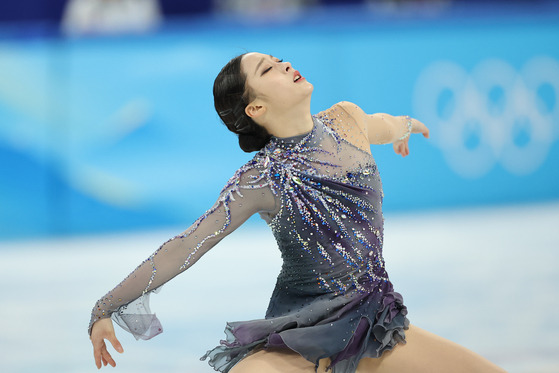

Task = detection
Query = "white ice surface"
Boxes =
[1,202,558,373]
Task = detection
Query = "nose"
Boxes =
[282,61,291,72]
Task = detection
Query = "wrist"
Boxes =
[396,116,412,141]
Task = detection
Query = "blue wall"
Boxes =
[1,6,558,240]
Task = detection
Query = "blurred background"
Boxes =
[0,0,558,372]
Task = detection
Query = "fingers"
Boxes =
[402,143,409,157]
[402,137,410,157]
[102,346,117,367]
[99,344,116,368]
[411,119,430,139]
[91,322,122,369]
[92,336,103,368]
[93,342,116,369]
[108,334,124,354]
[393,141,408,157]
[94,344,102,369]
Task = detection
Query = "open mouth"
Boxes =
[293,70,303,82]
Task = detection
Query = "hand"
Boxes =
[90,318,124,369]
[411,118,430,138]
[393,136,410,157]
[392,119,429,157]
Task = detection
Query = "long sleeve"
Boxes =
[318,102,414,146]
[88,160,278,340]
[364,112,412,144]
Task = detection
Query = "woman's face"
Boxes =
[241,52,313,109]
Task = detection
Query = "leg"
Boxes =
[229,348,331,373]
[357,324,507,373]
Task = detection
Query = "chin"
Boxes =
[305,82,314,94]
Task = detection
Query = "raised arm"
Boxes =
[89,163,277,368]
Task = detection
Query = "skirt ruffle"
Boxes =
[201,289,409,373]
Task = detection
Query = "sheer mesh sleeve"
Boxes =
[317,102,414,146]
[88,160,277,340]
[316,102,371,152]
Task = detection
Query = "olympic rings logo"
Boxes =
[412,56,559,178]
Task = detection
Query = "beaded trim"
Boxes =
[397,116,412,141]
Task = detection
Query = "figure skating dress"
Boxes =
[89,103,409,373]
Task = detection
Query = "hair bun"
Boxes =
[238,122,271,152]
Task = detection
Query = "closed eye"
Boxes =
[261,58,284,76]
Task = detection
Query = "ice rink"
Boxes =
[2,202,558,373]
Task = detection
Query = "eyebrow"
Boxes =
[254,55,274,75]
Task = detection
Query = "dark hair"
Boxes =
[213,54,272,152]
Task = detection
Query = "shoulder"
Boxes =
[220,152,267,193]
[315,101,368,132]
[335,101,366,117]
[314,102,371,152]
[317,101,366,120]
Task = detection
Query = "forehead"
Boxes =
[241,52,270,73]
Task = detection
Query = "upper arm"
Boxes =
[316,101,371,152]
[327,102,405,145]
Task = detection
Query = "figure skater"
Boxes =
[89,52,506,373]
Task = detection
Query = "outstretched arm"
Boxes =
[88,164,277,368]
[335,101,429,157]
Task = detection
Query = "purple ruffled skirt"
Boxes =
[201,281,409,373]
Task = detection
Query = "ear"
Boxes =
[245,101,266,119]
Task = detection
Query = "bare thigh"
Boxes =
[229,348,331,373]
[357,324,507,373]
[229,324,506,373]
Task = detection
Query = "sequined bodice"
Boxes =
[257,118,388,298]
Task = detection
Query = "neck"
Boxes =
[262,102,314,138]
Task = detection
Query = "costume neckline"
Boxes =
[272,116,318,146]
